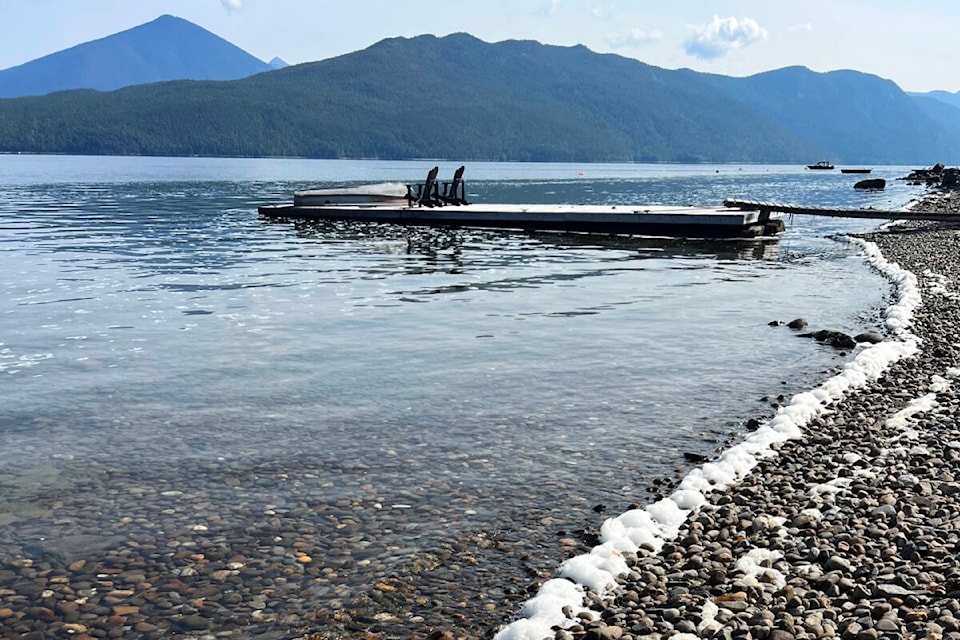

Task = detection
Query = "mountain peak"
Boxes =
[0,15,271,98]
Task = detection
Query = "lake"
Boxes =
[0,156,923,638]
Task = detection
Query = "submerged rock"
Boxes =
[799,329,857,349]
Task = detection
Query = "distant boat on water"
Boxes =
[806,161,834,170]
[841,168,872,174]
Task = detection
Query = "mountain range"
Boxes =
[1,16,959,164]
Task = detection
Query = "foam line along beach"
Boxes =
[496,177,960,640]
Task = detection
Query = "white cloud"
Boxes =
[683,15,767,60]
[788,22,814,33]
[221,0,242,13]
[537,0,562,16]
[606,28,664,48]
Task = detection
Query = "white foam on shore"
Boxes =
[808,476,853,497]
[930,374,951,393]
[800,507,824,521]
[735,548,786,589]
[493,238,922,640]
[923,269,958,299]
[886,393,938,431]
[697,600,720,634]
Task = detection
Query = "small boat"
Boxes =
[259,166,785,239]
[806,161,835,170]
[840,168,872,174]
[294,182,410,205]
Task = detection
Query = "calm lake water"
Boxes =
[0,156,923,637]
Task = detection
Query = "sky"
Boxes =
[2,0,959,93]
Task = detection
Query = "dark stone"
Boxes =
[854,178,886,190]
[944,168,960,189]
[584,625,623,640]
[27,606,55,619]
[877,583,913,596]
[786,318,808,330]
[854,332,884,344]
[176,615,213,631]
[825,555,852,572]
[675,620,697,633]
[830,333,857,349]
[804,329,857,350]
[875,618,900,633]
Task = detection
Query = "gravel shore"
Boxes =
[525,194,960,640]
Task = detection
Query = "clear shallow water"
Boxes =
[0,156,923,634]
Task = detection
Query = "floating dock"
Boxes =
[258,202,785,239]
[257,165,960,240]
[259,168,786,239]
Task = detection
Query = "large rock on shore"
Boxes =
[900,163,960,189]
[943,168,960,188]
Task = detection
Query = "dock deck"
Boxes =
[258,202,785,239]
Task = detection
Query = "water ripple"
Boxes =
[0,157,925,636]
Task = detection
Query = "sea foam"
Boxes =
[494,238,921,640]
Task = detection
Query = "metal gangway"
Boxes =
[723,199,960,223]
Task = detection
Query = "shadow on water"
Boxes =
[280,218,782,263]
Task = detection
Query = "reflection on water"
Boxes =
[283,220,783,268]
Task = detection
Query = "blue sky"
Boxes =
[3,0,958,93]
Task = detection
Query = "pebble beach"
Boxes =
[502,190,960,640]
